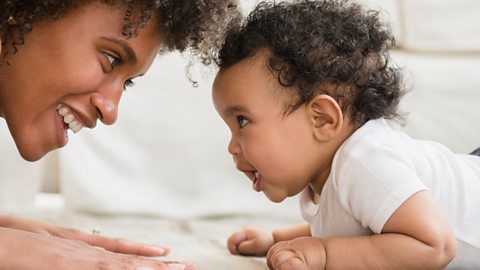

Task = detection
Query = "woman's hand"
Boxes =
[266,237,326,270]
[0,227,192,270]
[0,214,169,256]
[227,227,275,256]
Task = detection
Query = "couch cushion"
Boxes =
[391,50,480,153]
[399,0,480,52]
[0,125,45,210]
[354,0,402,43]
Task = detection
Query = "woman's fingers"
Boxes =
[162,262,194,270]
[0,227,189,270]
[130,260,193,270]
[91,235,170,256]
[52,226,170,256]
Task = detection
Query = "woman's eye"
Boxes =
[104,52,120,68]
[237,115,249,128]
[123,79,135,91]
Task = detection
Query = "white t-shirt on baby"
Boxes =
[300,118,480,252]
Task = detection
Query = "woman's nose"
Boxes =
[90,84,122,125]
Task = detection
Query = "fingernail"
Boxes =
[152,247,165,254]
[137,267,154,270]
[149,246,170,255]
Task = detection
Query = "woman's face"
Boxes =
[0,3,162,161]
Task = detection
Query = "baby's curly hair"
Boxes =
[216,0,404,125]
[0,0,241,65]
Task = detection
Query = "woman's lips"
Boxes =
[54,107,69,148]
[54,103,89,149]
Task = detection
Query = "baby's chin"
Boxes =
[265,192,289,203]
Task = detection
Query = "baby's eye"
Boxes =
[237,115,249,128]
[123,79,135,91]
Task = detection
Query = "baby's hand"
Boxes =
[227,227,275,256]
[266,237,326,270]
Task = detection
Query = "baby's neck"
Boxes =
[309,118,357,198]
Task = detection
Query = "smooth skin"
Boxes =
[0,214,195,270]
[213,51,456,270]
[0,2,160,161]
[0,2,191,269]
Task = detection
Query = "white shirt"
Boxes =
[300,118,480,250]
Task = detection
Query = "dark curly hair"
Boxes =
[216,0,404,126]
[0,0,241,66]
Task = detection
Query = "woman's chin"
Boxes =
[16,138,58,162]
[18,147,48,162]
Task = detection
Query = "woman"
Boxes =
[0,1,240,269]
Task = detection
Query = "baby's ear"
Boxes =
[308,94,343,142]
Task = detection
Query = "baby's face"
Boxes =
[212,51,323,203]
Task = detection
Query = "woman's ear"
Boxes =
[308,94,344,142]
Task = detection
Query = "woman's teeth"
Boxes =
[56,104,83,133]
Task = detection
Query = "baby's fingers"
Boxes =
[267,243,306,270]
[269,256,305,270]
[237,238,265,256]
[227,231,249,255]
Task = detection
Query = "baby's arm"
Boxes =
[227,223,310,256]
[267,190,457,270]
[273,223,311,243]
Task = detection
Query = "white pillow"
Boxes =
[399,0,480,52]
[391,50,480,153]
[354,0,402,44]
[0,124,45,211]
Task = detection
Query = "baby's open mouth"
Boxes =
[253,171,262,192]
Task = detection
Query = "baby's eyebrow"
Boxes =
[100,37,137,64]
[225,105,249,116]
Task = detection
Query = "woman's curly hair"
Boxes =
[216,0,404,125]
[0,0,241,65]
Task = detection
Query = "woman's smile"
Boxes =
[0,3,162,161]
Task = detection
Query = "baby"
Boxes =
[211,0,480,269]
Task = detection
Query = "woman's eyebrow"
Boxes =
[100,37,137,64]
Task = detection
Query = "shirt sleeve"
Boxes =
[331,141,428,234]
